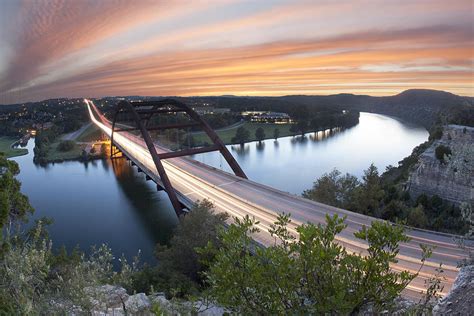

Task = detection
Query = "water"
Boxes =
[12,112,428,261]
[194,113,429,194]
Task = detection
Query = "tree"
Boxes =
[273,128,280,140]
[201,213,430,314]
[155,200,228,283]
[351,164,385,216]
[435,145,451,163]
[303,169,359,209]
[0,153,34,255]
[231,126,250,144]
[407,205,429,228]
[130,200,229,297]
[303,169,340,206]
[296,120,309,136]
[255,127,265,142]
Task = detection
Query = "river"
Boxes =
[12,112,428,263]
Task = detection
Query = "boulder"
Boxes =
[125,293,151,314]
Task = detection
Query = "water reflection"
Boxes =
[13,140,177,263]
[11,112,428,262]
[195,113,428,194]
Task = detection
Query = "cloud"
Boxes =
[0,0,473,103]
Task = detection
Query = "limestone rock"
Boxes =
[407,124,473,206]
[85,284,128,309]
[125,293,151,314]
[433,265,474,315]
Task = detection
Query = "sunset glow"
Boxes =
[1,0,473,103]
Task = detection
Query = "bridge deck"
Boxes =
[85,100,472,300]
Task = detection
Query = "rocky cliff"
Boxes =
[407,125,473,206]
[433,264,474,315]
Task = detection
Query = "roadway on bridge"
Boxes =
[85,99,472,300]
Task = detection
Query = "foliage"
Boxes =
[201,213,429,314]
[58,140,75,152]
[255,127,265,142]
[231,126,250,144]
[0,217,141,314]
[128,200,228,298]
[304,165,468,234]
[302,169,359,209]
[0,153,34,256]
[273,128,280,139]
[435,145,452,163]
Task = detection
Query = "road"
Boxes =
[85,99,472,300]
[62,122,92,141]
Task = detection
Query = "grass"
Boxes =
[46,140,85,161]
[190,122,296,145]
[76,124,102,142]
[0,137,28,158]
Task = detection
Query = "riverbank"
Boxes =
[0,136,28,158]
[189,122,348,146]
[34,123,106,163]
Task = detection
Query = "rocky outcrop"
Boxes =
[433,265,474,315]
[407,125,473,206]
[76,286,226,315]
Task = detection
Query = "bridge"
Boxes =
[85,99,471,300]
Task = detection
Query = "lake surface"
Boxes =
[13,112,428,262]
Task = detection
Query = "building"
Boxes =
[193,107,231,115]
[243,111,293,124]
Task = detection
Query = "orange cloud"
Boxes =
[0,0,472,103]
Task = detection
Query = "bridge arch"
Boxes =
[109,99,247,216]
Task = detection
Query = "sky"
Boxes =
[0,0,473,104]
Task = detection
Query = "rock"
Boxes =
[125,293,151,314]
[85,285,128,309]
[433,265,474,315]
[357,297,416,315]
[407,124,473,206]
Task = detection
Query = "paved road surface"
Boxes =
[62,122,92,141]
[85,100,472,300]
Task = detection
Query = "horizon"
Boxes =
[1,88,472,106]
[1,0,473,104]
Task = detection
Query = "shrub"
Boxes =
[201,213,432,314]
[435,145,451,163]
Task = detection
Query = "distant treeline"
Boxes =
[182,89,473,129]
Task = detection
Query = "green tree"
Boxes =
[255,127,265,142]
[303,169,340,206]
[296,120,309,136]
[407,205,429,228]
[351,164,385,216]
[303,169,359,209]
[129,200,229,297]
[0,153,34,255]
[273,128,280,140]
[201,213,429,314]
[231,126,250,144]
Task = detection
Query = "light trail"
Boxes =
[84,99,471,299]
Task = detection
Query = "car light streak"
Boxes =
[85,99,471,298]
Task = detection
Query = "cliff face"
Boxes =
[407,125,473,206]
[433,264,474,315]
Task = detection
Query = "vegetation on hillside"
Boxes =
[201,213,433,314]
[0,159,442,314]
[303,164,468,234]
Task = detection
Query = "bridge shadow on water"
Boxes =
[108,157,178,261]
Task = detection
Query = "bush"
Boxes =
[128,200,228,298]
[58,140,75,152]
[435,145,451,163]
[201,214,431,314]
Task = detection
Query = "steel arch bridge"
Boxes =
[109,99,247,216]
